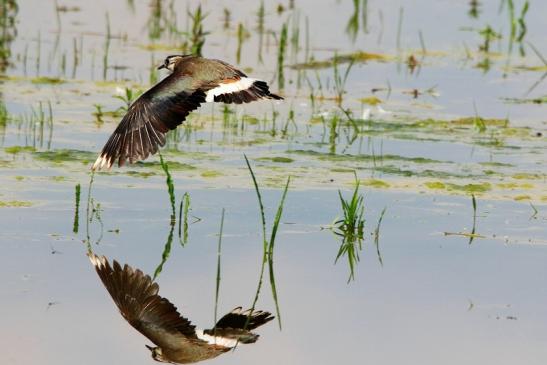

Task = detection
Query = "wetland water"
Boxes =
[1,1,546,364]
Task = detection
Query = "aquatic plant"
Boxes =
[153,222,174,280]
[103,12,111,80]
[0,0,18,72]
[277,22,288,89]
[332,174,366,283]
[0,100,8,127]
[147,0,162,40]
[256,1,265,62]
[332,54,354,106]
[373,207,386,266]
[236,23,247,64]
[223,8,231,29]
[92,104,104,125]
[334,174,365,241]
[178,192,190,246]
[159,154,176,223]
[73,183,81,234]
[469,194,478,244]
[114,87,142,113]
[213,208,225,335]
[468,0,481,18]
[478,25,501,53]
[187,5,208,56]
[244,155,290,330]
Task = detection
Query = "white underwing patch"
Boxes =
[205,77,257,102]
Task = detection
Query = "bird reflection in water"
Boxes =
[88,253,273,364]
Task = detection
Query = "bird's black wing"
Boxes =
[89,254,208,350]
[92,75,206,170]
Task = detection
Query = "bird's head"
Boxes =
[157,55,190,72]
[146,345,169,363]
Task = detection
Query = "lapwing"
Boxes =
[92,55,283,170]
[89,253,274,364]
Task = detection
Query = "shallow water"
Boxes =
[1,1,546,364]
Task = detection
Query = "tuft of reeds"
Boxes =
[333,173,366,283]
[73,183,81,234]
[244,155,290,330]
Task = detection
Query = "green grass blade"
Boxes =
[268,176,290,330]
[214,208,225,336]
[153,224,174,280]
[73,183,81,234]
[374,207,387,266]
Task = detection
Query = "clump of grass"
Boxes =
[73,183,81,234]
[333,173,366,283]
[244,155,290,330]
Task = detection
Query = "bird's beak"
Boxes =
[157,64,166,70]
[145,345,154,351]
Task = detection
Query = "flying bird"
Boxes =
[92,55,283,170]
[89,253,274,364]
